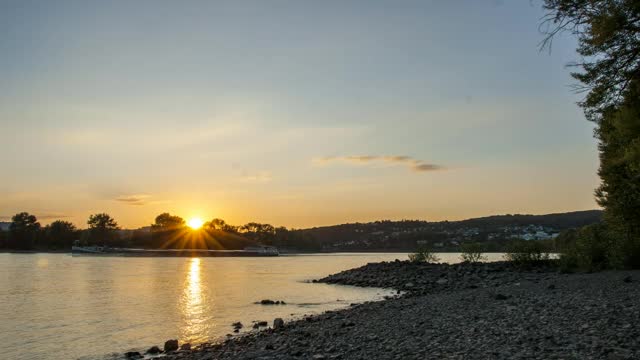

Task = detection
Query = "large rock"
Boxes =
[164,339,179,352]
[273,318,285,329]
[253,320,268,329]
[145,346,161,354]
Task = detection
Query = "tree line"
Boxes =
[542,0,640,269]
[0,212,321,251]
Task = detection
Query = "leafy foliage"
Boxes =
[408,247,440,263]
[594,81,640,268]
[45,220,77,249]
[87,213,120,245]
[504,241,550,266]
[8,212,41,249]
[541,0,640,121]
[543,0,640,269]
[460,242,487,263]
[152,213,185,230]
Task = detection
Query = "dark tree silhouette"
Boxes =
[240,222,276,245]
[152,213,185,230]
[9,212,41,250]
[150,213,186,248]
[45,220,77,249]
[204,218,238,233]
[87,213,119,245]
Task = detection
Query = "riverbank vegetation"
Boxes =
[539,0,640,270]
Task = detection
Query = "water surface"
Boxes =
[0,253,405,359]
[0,252,505,360]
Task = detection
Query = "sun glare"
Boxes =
[187,217,204,230]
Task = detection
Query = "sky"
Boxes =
[0,0,600,229]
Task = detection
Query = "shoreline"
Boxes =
[125,260,640,360]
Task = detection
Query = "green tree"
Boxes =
[408,246,440,263]
[460,242,487,263]
[594,81,640,266]
[543,0,640,268]
[541,0,640,121]
[9,212,41,250]
[87,213,119,245]
[46,220,77,249]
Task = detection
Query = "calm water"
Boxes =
[0,253,504,360]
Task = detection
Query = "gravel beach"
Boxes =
[144,261,639,360]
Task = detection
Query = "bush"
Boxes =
[460,242,487,263]
[558,223,626,271]
[408,247,440,263]
[504,240,550,266]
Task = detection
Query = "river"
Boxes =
[0,252,505,359]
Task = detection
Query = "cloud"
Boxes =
[0,213,71,221]
[240,171,273,183]
[315,155,444,173]
[114,194,151,206]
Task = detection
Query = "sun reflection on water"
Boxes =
[180,258,208,342]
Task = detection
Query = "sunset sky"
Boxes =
[0,0,599,229]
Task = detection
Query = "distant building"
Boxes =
[0,222,10,231]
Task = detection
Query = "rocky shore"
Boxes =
[139,260,639,359]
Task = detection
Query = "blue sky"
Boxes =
[0,0,599,228]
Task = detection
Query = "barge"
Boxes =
[71,244,279,257]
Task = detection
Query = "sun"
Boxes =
[187,217,204,230]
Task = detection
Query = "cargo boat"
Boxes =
[71,244,279,257]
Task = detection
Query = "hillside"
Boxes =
[293,210,603,252]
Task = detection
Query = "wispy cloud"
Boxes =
[114,194,151,206]
[240,171,273,183]
[315,155,444,173]
[0,213,71,221]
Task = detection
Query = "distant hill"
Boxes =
[453,210,603,229]
[293,210,603,252]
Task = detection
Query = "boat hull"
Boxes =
[71,247,279,257]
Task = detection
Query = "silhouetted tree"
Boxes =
[45,220,77,249]
[150,213,186,248]
[0,230,7,249]
[9,212,41,250]
[87,213,119,245]
[204,218,238,233]
[240,222,276,245]
[152,213,185,230]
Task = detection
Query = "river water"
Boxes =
[0,252,504,359]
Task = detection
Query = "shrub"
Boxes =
[558,223,625,271]
[408,247,440,263]
[460,242,487,263]
[504,240,550,266]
